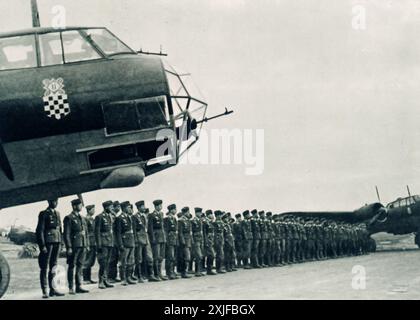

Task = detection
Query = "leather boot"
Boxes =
[127,268,137,285]
[207,257,217,275]
[98,277,106,289]
[216,258,226,274]
[182,260,192,278]
[120,267,128,286]
[195,260,203,277]
[148,264,160,282]
[137,264,144,283]
[87,269,97,284]
[130,266,138,281]
[158,262,168,280]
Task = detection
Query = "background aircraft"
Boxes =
[282,188,420,249]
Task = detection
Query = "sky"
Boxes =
[1,0,420,229]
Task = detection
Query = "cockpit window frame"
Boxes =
[0,27,136,72]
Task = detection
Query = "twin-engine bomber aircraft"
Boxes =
[282,192,420,250]
[0,0,232,298]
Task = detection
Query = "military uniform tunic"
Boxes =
[191,217,204,263]
[36,207,62,292]
[164,215,178,263]
[64,211,89,288]
[94,211,114,283]
[148,210,166,262]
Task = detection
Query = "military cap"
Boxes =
[258,211,265,215]
[206,209,213,216]
[121,201,132,209]
[251,209,258,215]
[102,200,113,208]
[182,207,190,213]
[194,207,203,213]
[266,212,272,217]
[243,210,250,216]
[168,204,176,211]
[214,210,223,216]
[71,199,82,206]
[229,218,235,223]
[226,212,231,217]
[153,199,162,206]
[135,200,145,207]
[235,213,242,218]
[86,205,95,211]
[222,213,229,219]
[177,212,182,218]
[113,201,120,207]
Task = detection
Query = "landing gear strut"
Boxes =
[0,251,10,298]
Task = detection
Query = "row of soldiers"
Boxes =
[35,198,373,298]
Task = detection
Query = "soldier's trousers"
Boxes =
[97,247,113,283]
[214,242,225,271]
[235,240,243,265]
[192,242,203,269]
[38,243,61,292]
[251,239,260,266]
[290,239,298,262]
[179,244,191,273]
[242,240,252,265]
[151,242,166,262]
[165,244,176,275]
[273,239,281,264]
[306,240,315,259]
[258,239,267,265]
[83,245,96,280]
[67,247,86,289]
[134,243,153,278]
[280,239,286,263]
[108,246,120,280]
[119,247,135,279]
[224,243,235,270]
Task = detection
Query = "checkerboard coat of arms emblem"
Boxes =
[42,78,71,120]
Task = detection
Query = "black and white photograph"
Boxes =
[1,0,420,304]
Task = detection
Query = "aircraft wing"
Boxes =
[280,202,386,224]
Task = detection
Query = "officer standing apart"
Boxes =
[148,199,168,280]
[36,198,65,298]
[83,204,97,284]
[95,201,115,289]
[63,199,90,294]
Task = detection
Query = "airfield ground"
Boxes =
[1,234,420,300]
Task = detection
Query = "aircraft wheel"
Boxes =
[0,251,10,299]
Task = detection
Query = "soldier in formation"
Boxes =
[36,199,374,298]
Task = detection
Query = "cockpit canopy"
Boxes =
[0,27,135,71]
[386,195,420,209]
